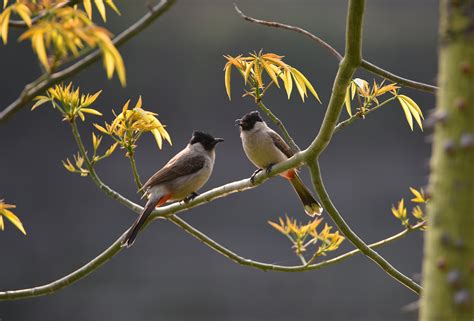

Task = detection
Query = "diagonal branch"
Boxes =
[0,0,176,123]
[234,4,437,94]
[300,0,422,295]
[308,161,422,294]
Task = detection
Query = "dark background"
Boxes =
[0,1,437,320]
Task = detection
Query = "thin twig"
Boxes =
[234,4,437,94]
[334,96,397,133]
[257,100,301,153]
[128,152,143,191]
[0,0,177,123]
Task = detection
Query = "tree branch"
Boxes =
[0,0,176,123]
[234,4,437,94]
[299,0,422,294]
[308,162,422,294]
[256,100,300,153]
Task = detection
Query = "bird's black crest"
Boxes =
[190,131,224,150]
[237,111,263,131]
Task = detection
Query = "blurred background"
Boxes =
[0,0,438,320]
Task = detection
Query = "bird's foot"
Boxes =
[265,164,275,175]
[250,168,263,185]
[183,192,199,203]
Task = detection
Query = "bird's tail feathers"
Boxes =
[122,194,169,248]
[289,174,323,217]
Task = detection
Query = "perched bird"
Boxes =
[122,131,224,247]
[237,111,322,217]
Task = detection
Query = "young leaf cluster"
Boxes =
[1,1,124,85]
[344,78,424,131]
[0,199,26,235]
[268,216,345,259]
[32,82,102,122]
[391,187,428,228]
[224,52,321,103]
[93,96,172,157]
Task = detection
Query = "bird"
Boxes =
[122,131,224,248]
[237,111,322,217]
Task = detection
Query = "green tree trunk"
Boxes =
[420,1,474,320]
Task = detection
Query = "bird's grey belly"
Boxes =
[242,133,287,169]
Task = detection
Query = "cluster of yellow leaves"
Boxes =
[391,187,428,228]
[224,52,321,103]
[345,78,424,131]
[13,5,125,84]
[94,97,172,155]
[33,82,102,122]
[269,216,345,258]
[0,199,26,235]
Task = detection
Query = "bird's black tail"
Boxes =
[122,198,160,248]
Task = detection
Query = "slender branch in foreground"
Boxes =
[128,152,143,191]
[234,4,437,94]
[0,0,176,123]
[0,173,424,302]
[303,0,421,294]
[308,161,422,294]
[257,100,300,152]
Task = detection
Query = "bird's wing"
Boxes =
[269,130,294,158]
[142,151,205,190]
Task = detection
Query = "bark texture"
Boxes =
[420,1,474,320]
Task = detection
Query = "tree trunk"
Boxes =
[420,1,474,320]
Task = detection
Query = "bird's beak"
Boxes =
[214,138,224,143]
[235,118,242,127]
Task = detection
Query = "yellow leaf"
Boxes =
[151,128,163,149]
[399,96,423,131]
[83,0,92,18]
[291,68,307,102]
[399,94,424,119]
[262,60,280,88]
[0,215,3,231]
[105,142,118,156]
[158,126,172,145]
[77,110,85,121]
[243,60,254,85]
[105,0,120,15]
[291,67,321,103]
[345,85,352,116]
[15,4,32,27]
[353,78,369,97]
[1,8,11,44]
[283,68,293,100]
[2,209,26,235]
[268,220,286,234]
[397,96,414,131]
[93,123,109,134]
[376,83,399,96]
[94,0,107,21]
[81,108,103,116]
[31,97,50,110]
[135,96,142,109]
[412,206,424,219]
[409,187,426,203]
[33,34,49,71]
[224,64,232,100]
[103,50,115,79]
